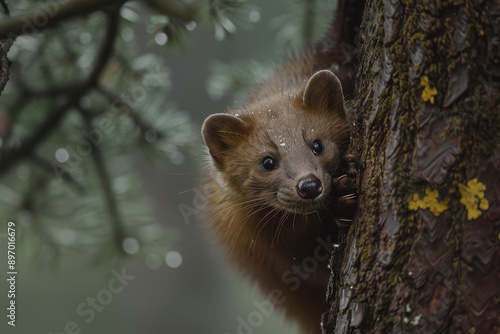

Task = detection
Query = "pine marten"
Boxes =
[201,1,364,333]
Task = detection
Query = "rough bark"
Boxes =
[323,0,500,333]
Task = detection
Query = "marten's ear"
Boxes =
[302,70,346,118]
[202,113,250,169]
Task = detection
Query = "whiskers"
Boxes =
[276,188,326,215]
[206,191,275,255]
[204,183,331,258]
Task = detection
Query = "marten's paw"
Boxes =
[331,154,360,226]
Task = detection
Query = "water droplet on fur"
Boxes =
[234,113,240,117]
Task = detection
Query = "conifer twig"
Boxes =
[0,1,10,16]
[0,0,125,39]
[78,106,126,254]
[0,0,13,94]
[143,0,196,23]
[30,155,84,192]
[97,85,165,141]
[0,7,121,176]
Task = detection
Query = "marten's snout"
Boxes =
[296,175,323,199]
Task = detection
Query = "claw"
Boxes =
[342,154,360,178]
[331,154,360,223]
[339,193,357,201]
[332,174,356,197]
[335,217,353,227]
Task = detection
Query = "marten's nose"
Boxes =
[297,175,323,199]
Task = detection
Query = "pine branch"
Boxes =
[0,0,125,39]
[0,7,121,177]
[97,85,165,141]
[11,63,85,96]
[87,8,121,85]
[0,0,13,94]
[0,48,10,93]
[24,83,86,97]
[30,155,84,192]
[21,174,61,260]
[78,106,126,254]
[0,1,9,16]
[142,0,197,23]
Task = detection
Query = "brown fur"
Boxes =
[201,1,365,332]
[202,69,351,333]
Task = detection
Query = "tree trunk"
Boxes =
[323,0,500,333]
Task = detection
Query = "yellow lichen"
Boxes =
[458,178,489,220]
[408,188,448,216]
[420,76,438,104]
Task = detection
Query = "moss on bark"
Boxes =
[323,0,500,332]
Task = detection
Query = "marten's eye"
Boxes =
[312,140,324,155]
[261,157,277,171]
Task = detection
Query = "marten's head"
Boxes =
[202,70,350,214]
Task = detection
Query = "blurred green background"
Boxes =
[0,0,333,333]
